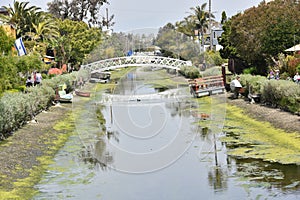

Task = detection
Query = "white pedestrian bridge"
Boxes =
[81,56,192,71]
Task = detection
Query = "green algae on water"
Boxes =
[223,104,300,165]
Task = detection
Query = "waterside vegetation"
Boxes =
[238,74,300,114]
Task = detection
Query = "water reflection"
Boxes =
[79,138,114,171]
[208,166,228,192]
[234,159,300,191]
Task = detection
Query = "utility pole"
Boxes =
[106,8,109,30]
[209,0,212,51]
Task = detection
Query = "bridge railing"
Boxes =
[81,56,192,71]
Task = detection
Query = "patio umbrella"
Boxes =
[285,44,300,52]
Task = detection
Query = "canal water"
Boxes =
[34,69,300,200]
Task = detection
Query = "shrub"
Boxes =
[261,80,300,113]
[179,65,200,79]
[200,66,222,77]
[237,74,300,114]
[204,51,225,67]
[0,72,80,139]
[239,74,268,94]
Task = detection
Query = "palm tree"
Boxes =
[27,13,59,43]
[1,1,60,55]
[175,17,195,37]
[189,3,214,51]
[0,1,41,37]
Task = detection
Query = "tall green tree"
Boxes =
[176,3,214,51]
[26,13,59,42]
[54,19,102,66]
[47,0,114,28]
[175,17,196,37]
[1,1,60,56]
[189,3,212,37]
[219,0,300,74]
[154,23,201,64]
[221,11,227,25]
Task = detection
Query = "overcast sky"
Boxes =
[1,0,263,32]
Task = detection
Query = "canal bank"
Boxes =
[226,96,300,133]
[0,102,74,199]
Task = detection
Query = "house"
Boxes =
[211,28,224,51]
[202,22,224,51]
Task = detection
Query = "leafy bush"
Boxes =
[0,55,44,94]
[179,65,200,79]
[201,66,222,77]
[243,67,256,75]
[239,74,268,94]
[204,51,225,67]
[261,80,300,113]
[237,74,300,114]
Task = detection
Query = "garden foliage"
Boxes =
[0,55,44,94]
[239,74,300,114]
[220,0,300,75]
[179,65,200,79]
[0,70,88,140]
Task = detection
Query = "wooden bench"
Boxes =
[189,75,225,97]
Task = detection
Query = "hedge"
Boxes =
[0,70,89,140]
[238,74,300,114]
[179,65,200,79]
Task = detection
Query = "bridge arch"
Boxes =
[81,56,192,71]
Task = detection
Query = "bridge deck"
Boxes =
[81,56,192,71]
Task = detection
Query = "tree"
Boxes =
[189,3,214,46]
[221,11,227,25]
[154,23,201,65]
[27,13,59,43]
[1,1,60,56]
[54,19,102,66]
[175,17,195,37]
[0,1,41,37]
[219,0,300,75]
[47,0,114,28]
[175,3,214,53]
